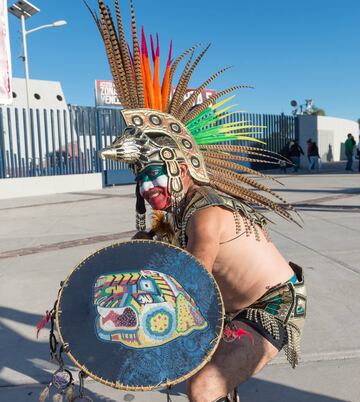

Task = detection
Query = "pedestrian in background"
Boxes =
[357,140,360,172]
[306,139,313,170]
[289,139,304,172]
[345,133,356,171]
[308,141,320,172]
[279,141,290,173]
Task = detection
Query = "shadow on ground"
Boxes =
[0,307,346,402]
[162,380,346,402]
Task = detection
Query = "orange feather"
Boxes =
[151,34,162,110]
[138,47,149,107]
[161,40,172,111]
[141,27,155,108]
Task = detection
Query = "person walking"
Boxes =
[279,141,290,173]
[289,139,304,172]
[308,141,320,172]
[345,133,356,171]
[357,140,360,172]
[306,139,313,170]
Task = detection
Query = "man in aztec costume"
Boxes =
[87,1,307,401]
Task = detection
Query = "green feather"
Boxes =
[186,95,266,147]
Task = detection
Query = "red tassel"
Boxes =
[223,326,234,339]
[234,328,255,345]
[223,325,255,345]
[36,311,51,338]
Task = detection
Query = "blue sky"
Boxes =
[7,0,360,121]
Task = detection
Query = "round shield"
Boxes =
[56,240,224,391]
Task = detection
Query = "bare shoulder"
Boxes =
[187,205,237,243]
[185,206,225,272]
[187,205,224,230]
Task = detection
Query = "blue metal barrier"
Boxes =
[0,105,295,183]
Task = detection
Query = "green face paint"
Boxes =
[135,165,166,183]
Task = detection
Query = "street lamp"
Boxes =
[8,0,67,114]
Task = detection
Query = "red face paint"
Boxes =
[142,186,171,210]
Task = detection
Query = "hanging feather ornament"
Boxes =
[39,386,50,402]
[65,384,75,402]
[151,210,175,243]
[52,394,63,402]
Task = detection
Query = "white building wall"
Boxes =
[297,115,317,167]
[0,78,84,174]
[317,116,358,161]
[297,115,358,165]
[1,79,70,166]
[11,78,67,109]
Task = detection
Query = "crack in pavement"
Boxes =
[0,193,135,212]
[0,231,136,260]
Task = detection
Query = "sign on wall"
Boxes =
[95,79,216,108]
[0,0,12,105]
[95,80,121,107]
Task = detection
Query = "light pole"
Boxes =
[8,1,67,115]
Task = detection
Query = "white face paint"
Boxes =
[139,174,168,197]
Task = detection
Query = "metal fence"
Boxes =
[0,106,296,182]
[0,105,128,180]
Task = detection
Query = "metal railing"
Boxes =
[0,106,296,180]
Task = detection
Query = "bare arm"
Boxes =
[185,207,222,272]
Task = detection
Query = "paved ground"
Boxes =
[0,163,359,402]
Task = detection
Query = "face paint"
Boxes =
[136,165,171,210]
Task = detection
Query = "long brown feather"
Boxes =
[204,159,298,214]
[84,0,121,94]
[204,155,284,185]
[178,66,232,120]
[183,85,254,124]
[100,3,132,106]
[201,144,289,160]
[83,0,100,27]
[98,1,130,106]
[204,156,281,186]
[202,149,283,165]
[205,154,280,166]
[130,0,145,106]
[114,0,138,105]
[169,44,211,118]
[204,152,263,171]
[165,44,201,113]
[210,176,299,225]
[168,50,195,115]
[97,5,126,104]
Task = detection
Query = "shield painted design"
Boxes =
[56,240,224,391]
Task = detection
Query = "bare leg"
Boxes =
[186,321,279,402]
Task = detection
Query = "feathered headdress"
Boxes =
[85,0,299,230]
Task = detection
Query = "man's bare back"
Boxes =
[184,183,300,401]
[186,188,294,313]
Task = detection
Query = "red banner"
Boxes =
[95,80,121,107]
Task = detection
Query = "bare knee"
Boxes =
[186,369,228,402]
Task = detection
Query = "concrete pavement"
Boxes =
[0,165,359,401]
